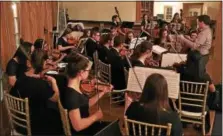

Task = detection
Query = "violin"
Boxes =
[51,49,62,61]
[67,36,79,45]
[80,79,112,96]
[127,91,141,102]
[145,57,160,67]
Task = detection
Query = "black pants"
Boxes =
[199,54,209,73]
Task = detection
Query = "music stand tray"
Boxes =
[121,21,134,29]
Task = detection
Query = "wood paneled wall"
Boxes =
[0,1,58,71]
[206,2,222,84]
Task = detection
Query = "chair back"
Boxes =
[4,91,31,135]
[93,51,99,73]
[98,60,111,84]
[179,81,209,115]
[124,116,172,136]
[58,99,71,136]
[77,38,88,54]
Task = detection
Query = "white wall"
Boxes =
[153,2,183,18]
[61,2,136,22]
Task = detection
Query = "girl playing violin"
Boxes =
[131,41,158,67]
[61,52,113,135]
[57,28,76,55]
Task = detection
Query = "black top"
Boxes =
[131,59,145,67]
[176,63,212,84]
[6,59,26,79]
[85,38,99,60]
[57,37,72,54]
[62,87,90,134]
[141,20,147,27]
[126,102,183,136]
[98,45,110,64]
[108,48,126,90]
[10,75,62,134]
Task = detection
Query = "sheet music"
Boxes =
[129,37,147,49]
[161,53,187,67]
[127,67,180,99]
[152,45,168,55]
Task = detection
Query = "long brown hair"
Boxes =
[139,73,170,111]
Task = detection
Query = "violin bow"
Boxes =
[170,30,184,62]
[93,51,100,111]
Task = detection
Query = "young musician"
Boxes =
[98,34,113,63]
[154,28,173,48]
[111,15,125,36]
[80,29,91,39]
[174,50,216,135]
[125,73,183,136]
[57,28,76,55]
[10,49,62,135]
[108,35,127,90]
[61,52,112,135]
[125,31,134,45]
[171,13,181,23]
[34,38,67,68]
[85,29,100,60]
[34,38,49,51]
[130,41,153,67]
[111,15,120,27]
[179,15,212,72]
[181,30,198,53]
[141,14,151,37]
[6,40,33,87]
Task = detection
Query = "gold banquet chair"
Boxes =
[124,116,172,136]
[4,91,31,136]
[97,60,126,111]
[178,81,209,135]
[93,51,99,74]
[58,99,72,136]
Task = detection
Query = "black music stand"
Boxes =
[121,21,134,29]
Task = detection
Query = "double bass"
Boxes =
[114,7,127,36]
